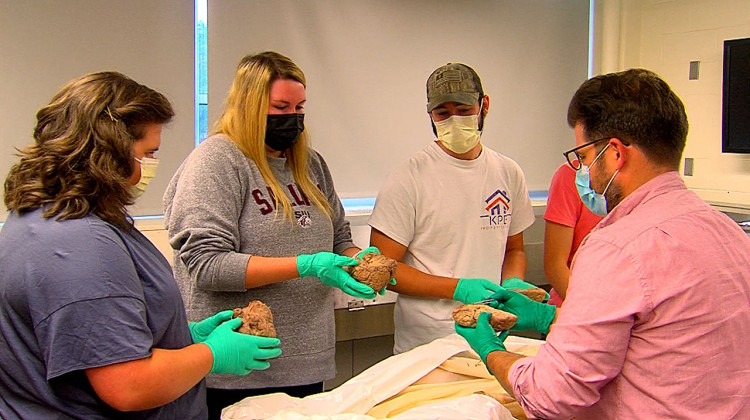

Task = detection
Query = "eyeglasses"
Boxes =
[563,137,613,170]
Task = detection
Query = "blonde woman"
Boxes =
[0,71,280,419]
[163,51,383,418]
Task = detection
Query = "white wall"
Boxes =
[1,1,592,224]
[208,0,590,196]
[0,0,195,221]
[594,0,750,210]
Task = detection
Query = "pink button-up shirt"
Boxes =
[509,171,750,419]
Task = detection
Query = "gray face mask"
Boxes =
[132,157,158,198]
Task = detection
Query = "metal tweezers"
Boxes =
[473,298,495,306]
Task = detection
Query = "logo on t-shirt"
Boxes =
[296,210,312,228]
[480,189,511,228]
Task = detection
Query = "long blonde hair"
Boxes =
[212,51,332,222]
[4,71,173,230]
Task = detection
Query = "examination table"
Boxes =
[220,334,542,420]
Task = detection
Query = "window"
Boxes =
[195,0,208,145]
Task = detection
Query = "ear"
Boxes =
[609,138,628,170]
[481,95,490,115]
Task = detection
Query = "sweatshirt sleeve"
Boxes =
[163,137,251,292]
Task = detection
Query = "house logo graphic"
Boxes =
[480,189,511,227]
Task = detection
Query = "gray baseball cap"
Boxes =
[426,63,484,112]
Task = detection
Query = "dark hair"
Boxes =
[567,68,688,168]
[4,71,174,229]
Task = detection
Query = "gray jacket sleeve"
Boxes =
[163,138,250,292]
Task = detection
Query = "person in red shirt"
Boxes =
[543,163,603,306]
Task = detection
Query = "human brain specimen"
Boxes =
[232,300,276,338]
[452,304,518,331]
[510,287,547,302]
[343,252,397,291]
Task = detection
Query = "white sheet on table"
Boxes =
[221,333,541,420]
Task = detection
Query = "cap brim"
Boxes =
[427,92,480,111]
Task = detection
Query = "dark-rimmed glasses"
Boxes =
[563,137,613,170]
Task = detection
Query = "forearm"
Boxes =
[388,262,458,299]
[485,350,527,398]
[244,255,301,289]
[86,345,212,412]
[543,222,574,300]
[545,262,570,300]
[340,246,359,258]
[501,248,527,281]
[244,248,362,289]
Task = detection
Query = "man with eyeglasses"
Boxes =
[456,68,750,418]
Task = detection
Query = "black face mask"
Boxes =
[265,113,305,151]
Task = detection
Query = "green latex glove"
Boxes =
[490,288,556,334]
[453,278,503,304]
[203,318,282,375]
[502,276,550,300]
[188,310,234,343]
[356,246,381,258]
[380,277,397,296]
[455,312,509,364]
[357,246,397,296]
[297,252,376,299]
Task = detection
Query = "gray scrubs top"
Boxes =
[0,209,206,419]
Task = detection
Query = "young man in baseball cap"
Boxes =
[368,62,537,354]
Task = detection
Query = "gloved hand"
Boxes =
[203,318,282,375]
[453,278,503,304]
[489,288,556,334]
[455,312,509,364]
[188,310,234,343]
[502,276,550,300]
[379,277,397,295]
[297,252,376,299]
[356,246,397,296]
[355,246,381,258]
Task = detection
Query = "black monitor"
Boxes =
[723,37,750,154]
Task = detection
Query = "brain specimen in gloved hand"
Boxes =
[509,287,547,302]
[232,300,277,337]
[452,304,518,331]
[343,252,397,291]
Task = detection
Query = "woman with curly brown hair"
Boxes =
[0,71,280,419]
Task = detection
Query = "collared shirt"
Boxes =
[509,171,750,419]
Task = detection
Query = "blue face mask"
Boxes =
[575,144,619,217]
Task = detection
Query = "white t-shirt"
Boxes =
[369,141,535,353]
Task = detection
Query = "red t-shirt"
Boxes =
[543,163,603,306]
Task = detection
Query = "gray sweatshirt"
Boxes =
[163,135,355,389]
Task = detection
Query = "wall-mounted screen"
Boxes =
[723,37,750,154]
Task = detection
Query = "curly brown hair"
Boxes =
[4,71,174,229]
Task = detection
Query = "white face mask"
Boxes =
[433,114,481,154]
[132,157,159,198]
